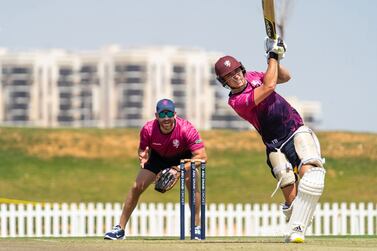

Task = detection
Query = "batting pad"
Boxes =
[287,167,325,233]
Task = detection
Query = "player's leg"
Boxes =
[119,168,156,228]
[104,168,156,240]
[285,127,325,243]
[280,183,297,221]
[267,149,297,220]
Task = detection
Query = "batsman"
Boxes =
[104,98,207,240]
[214,37,325,243]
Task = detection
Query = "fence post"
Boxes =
[350,203,357,235]
[166,203,174,236]
[9,204,16,237]
[61,203,68,237]
[359,203,365,235]
[226,204,234,236]
[367,202,374,235]
[208,203,217,236]
[17,204,25,237]
[95,203,104,236]
[87,203,95,236]
[331,202,339,235]
[323,203,330,235]
[26,204,34,237]
[235,203,243,236]
[218,203,226,236]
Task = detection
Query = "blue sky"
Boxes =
[0,0,376,132]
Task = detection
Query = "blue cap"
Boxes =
[156,99,175,113]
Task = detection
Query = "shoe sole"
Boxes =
[104,235,125,240]
[290,237,304,243]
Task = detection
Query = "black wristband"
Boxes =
[268,52,279,60]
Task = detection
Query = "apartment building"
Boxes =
[0,46,321,130]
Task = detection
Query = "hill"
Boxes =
[0,127,376,203]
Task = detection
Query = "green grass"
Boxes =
[0,127,376,203]
[0,236,377,251]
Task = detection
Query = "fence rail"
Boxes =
[1,202,376,237]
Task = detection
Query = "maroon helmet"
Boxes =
[214,55,245,86]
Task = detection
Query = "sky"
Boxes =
[0,0,376,133]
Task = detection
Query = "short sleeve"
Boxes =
[139,125,150,150]
[185,125,204,152]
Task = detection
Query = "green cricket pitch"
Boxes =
[0,236,376,251]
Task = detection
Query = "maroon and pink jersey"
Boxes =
[139,116,204,158]
[228,71,304,149]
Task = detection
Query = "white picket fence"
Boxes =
[1,202,376,237]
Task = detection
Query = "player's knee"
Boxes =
[294,127,324,170]
[269,151,296,188]
[132,182,147,195]
[279,170,295,188]
[299,167,326,196]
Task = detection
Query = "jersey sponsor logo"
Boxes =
[152,142,162,146]
[172,139,180,148]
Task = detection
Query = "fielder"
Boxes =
[104,98,207,240]
[214,38,325,243]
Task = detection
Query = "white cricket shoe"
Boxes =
[285,226,305,243]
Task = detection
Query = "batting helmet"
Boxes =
[214,55,246,86]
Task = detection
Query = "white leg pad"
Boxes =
[294,126,324,169]
[269,151,296,197]
[287,167,326,234]
[269,151,295,188]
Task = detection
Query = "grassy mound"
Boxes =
[0,127,376,203]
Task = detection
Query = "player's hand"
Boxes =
[139,146,150,168]
[265,37,286,60]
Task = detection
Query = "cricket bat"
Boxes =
[262,0,277,39]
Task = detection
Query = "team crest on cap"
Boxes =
[224,60,231,67]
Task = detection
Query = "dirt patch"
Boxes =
[1,128,376,160]
[202,130,264,152]
[320,132,377,160]
[26,132,139,159]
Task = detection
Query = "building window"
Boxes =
[126,77,142,83]
[171,78,184,85]
[126,65,143,72]
[59,68,73,75]
[173,65,185,73]
[12,67,30,74]
[80,65,97,73]
[173,90,185,97]
[12,80,28,86]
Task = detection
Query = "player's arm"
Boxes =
[277,64,291,84]
[192,147,207,162]
[253,57,279,105]
[182,147,208,171]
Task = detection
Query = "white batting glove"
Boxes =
[265,37,287,61]
[264,37,276,53]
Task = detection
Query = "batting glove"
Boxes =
[265,37,287,61]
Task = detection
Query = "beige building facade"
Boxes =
[0,46,321,130]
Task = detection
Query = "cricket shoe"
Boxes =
[194,226,202,240]
[104,225,125,240]
[285,225,305,243]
